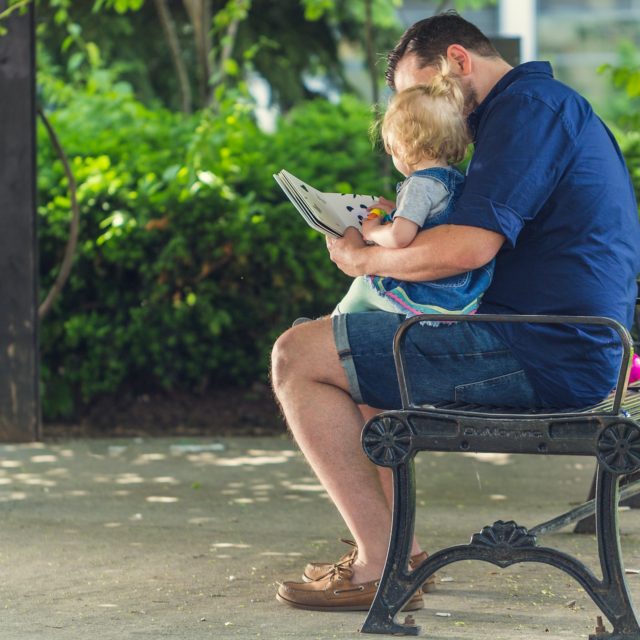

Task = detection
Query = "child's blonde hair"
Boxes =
[381,57,470,167]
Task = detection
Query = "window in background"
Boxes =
[537,0,640,116]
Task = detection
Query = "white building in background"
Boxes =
[499,0,536,62]
[537,0,640,110]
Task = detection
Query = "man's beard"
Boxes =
[448,73,479,116]
[461,82,479,116]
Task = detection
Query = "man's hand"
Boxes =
[326,227,369,277]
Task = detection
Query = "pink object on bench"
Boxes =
[629,354,640,383]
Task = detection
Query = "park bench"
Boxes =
[360,314,640,639]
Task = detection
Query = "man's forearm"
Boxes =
[360,225,504,281]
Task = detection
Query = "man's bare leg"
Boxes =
[272,317,422,583]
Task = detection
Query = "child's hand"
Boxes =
[370,196,396,214]
[365,207,386,221]
[362,216,382,242]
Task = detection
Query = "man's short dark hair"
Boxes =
[386,11,501,90]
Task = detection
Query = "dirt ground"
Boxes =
[43,384,285,440]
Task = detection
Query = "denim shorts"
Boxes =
[332,311,543,409]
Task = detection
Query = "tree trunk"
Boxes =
[183,0,212,107]
[153,0,192,113]
[364,0,378,106]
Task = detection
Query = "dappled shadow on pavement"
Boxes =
[0,436,639,639]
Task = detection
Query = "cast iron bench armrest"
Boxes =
[393,313,634,416]
[360,313,640,639]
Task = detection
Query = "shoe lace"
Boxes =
[325,556,356,584]
[314,542,358,582]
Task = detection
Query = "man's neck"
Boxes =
[471,55,514,105]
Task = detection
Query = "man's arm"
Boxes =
[327,224,504,280]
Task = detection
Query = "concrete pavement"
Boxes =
[0,435,639,640]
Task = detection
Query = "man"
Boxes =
[272,11,640,611]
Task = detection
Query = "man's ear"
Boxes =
[446,44,472,75]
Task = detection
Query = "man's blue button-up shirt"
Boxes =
[450,62,640,407]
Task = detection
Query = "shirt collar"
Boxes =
[467,62,554,138]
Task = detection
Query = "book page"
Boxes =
[274,173,332,235]
[275,170,377,237]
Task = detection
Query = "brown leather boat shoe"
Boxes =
[303,538,358,581]
[303,539,436,593]
[277,564,424,612]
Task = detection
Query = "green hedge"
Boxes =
[38,83,384,418]
[617,129,640,203]
[38,81,640,419]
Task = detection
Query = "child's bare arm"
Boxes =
[362,216,420,249]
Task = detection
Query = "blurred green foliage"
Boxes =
[27,1,640,419]
[38,70,384,418]
[599,44,640,204]
[615,130,640,204]
[34,0,401,111]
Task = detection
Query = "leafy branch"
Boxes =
[0,0,32,34]
[37,106,80,321]
[0,0,31,19]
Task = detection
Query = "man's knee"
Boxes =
[271,327,300,395]
[271,317,341,396]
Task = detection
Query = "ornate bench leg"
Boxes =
[360,458,423,635]
[589,466,640,639]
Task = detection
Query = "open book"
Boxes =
[274,169,378,238]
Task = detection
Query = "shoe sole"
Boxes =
[276,591,424,612]
[302,572,437,593]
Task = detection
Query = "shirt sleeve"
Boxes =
[450,93,578,248]
[393,176,449,227]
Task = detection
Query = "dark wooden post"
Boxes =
[0,1,40,441]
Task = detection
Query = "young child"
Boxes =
[333,58,494,317]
